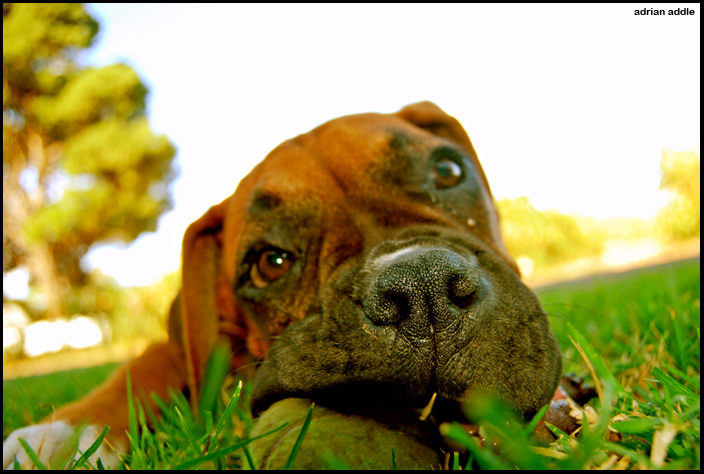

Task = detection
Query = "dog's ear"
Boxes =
[396,101,518,274]
[180,199,230,412]
[179,196,264,412]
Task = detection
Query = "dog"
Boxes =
[3,102,562,469]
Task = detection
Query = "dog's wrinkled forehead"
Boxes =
[239,113,489,216]
[251,114,449,197]
[292,114,445,192]
[221,111,507,278]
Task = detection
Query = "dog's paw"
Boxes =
[2,422,124,469]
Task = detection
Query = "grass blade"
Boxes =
[241,444,257,470]
[17,437,47,470]
[651,366,699,400]
[523,403,549,436]
[174,406,197,441]
[215,380,242,439]
[71,425,110,469]
[567,322,624,396]
[439,422,510,470]
[126,369,139,445]
[283,402,315,469]
[198,339,231,426]
[173,422,289,469]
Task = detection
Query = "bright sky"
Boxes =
[66,4,701,286]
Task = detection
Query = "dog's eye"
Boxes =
[251,248,293,288]
[432,158,463,189]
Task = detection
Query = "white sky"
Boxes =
[64,4,701,286]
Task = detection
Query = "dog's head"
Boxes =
[178,102,562,420]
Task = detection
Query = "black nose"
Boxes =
[363,248,479,327]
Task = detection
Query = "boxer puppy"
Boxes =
[3,102,562,469]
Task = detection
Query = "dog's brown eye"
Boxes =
[251,249,293,288]
[433,158,463,189]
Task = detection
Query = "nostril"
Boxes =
[449,291,475,310]
[365,284,413,326]
[448,275,476,310]
[378,292,411,325]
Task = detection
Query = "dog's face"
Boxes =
[199,103,561,420]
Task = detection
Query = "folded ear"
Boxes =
[180,199,230,412]
[395,101,518,274]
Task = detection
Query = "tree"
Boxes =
[656,145,700,241]
[3,4,176,319]
[497,197,603,269]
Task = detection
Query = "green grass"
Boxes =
[540,258,700,380]
[3,258,700,469]
[3,363,120,441]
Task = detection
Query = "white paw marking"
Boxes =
[2,422,124,469]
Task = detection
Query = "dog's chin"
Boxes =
[250,381,418,417]
[251,371,514,427]
[251,379,474,427]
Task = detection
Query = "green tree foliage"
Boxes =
[3,4,176,319]
[497,197,604,269]
[656,146,700,241]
